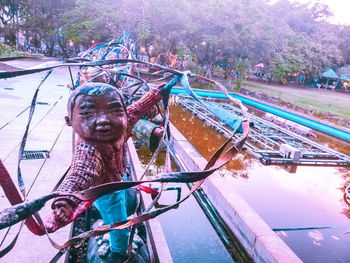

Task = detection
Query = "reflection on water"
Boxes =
[168,99,350,263]
[314,132,350,156]
[134,143,167,176]
[134,138,234,262]
[169,102,254,178]
[247,104,350,157]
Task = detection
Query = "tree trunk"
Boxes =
[144,39,151,60]
[45,40,54,57]
[224,68,233,79]
[205,62,213,79]
[165,39,173,66]
[57,37,69,58]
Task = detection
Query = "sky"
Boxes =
[293,0,350,25]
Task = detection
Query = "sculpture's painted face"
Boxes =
[67,91,127,143]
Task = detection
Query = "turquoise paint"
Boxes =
[171,88,350,142]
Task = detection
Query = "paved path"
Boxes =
[0,62,22,72]
[0,64,74,262]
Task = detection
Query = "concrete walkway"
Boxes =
[0,62,22,72]
[0,66,74,262]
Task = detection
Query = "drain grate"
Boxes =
[22,150,50,160]
[36,102,49,105]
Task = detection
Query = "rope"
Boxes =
[0,120,249,261]
[0,51,249,260]
[0,59,182,80]
[0,75,63,255]
[17,70,53,198]
[0,121,248,230]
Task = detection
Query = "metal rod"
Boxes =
[178,95,350,166]
[168,145,251,262]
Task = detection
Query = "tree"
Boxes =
[268,0,343,83]
[271,33,343,83]
[0,0,21,45]
[338,26,350,64]
[138,0,188,64]
[61,0,122,49]
[0,0,20,25]
[2,0,346,75]
[19,0,74,56]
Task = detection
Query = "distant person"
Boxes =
[336,80,342,90]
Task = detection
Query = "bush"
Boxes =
[0,43,18,57]
[213,65,225,76]
[235,59,246,92]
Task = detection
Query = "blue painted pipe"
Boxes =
[171,88,350,142]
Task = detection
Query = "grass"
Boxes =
[191,84,208,90]
[167,75,349,120]
[0,43,44,58]
[184,78,349,120]
[241,81,350,120]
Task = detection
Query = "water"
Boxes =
[169,101,350,263]
[157,185,233,263]
[135,145,234,263]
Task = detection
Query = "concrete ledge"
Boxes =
[127,139,173,263]
[169,123,302,263]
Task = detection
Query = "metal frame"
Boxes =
[177,95,350,167]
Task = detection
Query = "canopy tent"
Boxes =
[322,68,339,79]
[340,73,349,81]
[321,69,339,89]
[340,74,350,90]
[254,63,264,68]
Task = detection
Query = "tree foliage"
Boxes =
[19,0,74,55]
[0,0,20,25]
[1,0,347,80]
[61,0,121,48]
